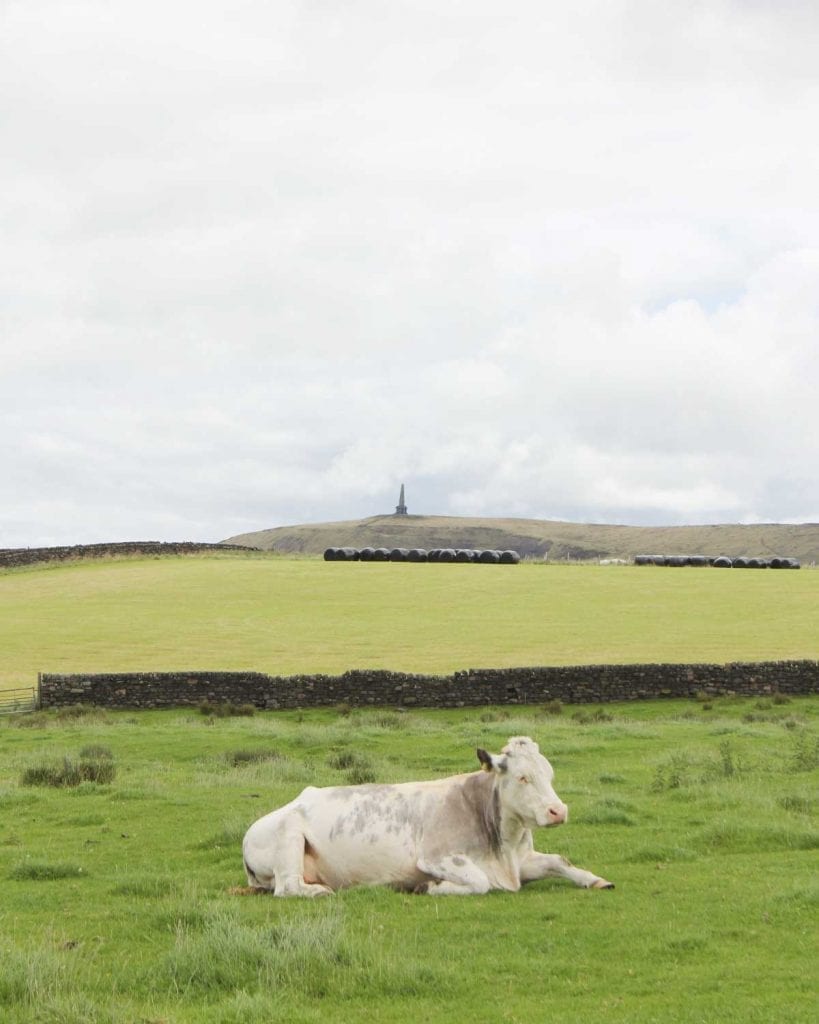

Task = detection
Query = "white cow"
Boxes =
[242,736,614,896]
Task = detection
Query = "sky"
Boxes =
[2,0,818,547]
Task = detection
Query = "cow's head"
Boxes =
[477,736,568,828]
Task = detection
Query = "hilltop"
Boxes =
[222,515,819,564]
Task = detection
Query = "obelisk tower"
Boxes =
[395,483,408,515]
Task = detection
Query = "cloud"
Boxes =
[1,1,818,545]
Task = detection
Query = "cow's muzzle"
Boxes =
[542,804,568,826]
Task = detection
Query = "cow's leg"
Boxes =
[256,821,333,898]
[415,855,492,896]
[519,851,614,890]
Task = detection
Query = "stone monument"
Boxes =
[395,483,408,515]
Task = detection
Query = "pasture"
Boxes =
[0,554,817,688]
[1,699,817,1023]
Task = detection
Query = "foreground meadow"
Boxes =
[0,554,817,687]
[1,698,817,1023]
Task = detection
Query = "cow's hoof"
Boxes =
[413,882,430,895]
[590,879,615,890]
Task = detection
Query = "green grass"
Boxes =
[0,555,817,687]
[0,699,817,1023]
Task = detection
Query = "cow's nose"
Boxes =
[548,805,567,824]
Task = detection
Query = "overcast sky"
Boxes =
[2,0,818,547]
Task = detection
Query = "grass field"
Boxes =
[1,699,817,1023]
[0,554,817,688]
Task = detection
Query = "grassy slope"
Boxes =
[0,555,818,688]
[223,514,819,563]
[0,700,817,1023]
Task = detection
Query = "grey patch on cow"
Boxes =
[452,772,503,855]
[451,855,466,867]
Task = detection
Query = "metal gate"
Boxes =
[0,684,39,715]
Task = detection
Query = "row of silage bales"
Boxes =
[323,547,520,564]
[634,553,801,569]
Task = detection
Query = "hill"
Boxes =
[222,515,819,563]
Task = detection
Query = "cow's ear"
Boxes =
[477,748,493,772]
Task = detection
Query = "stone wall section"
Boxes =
[39,660,819,710]
[0,541,255,569]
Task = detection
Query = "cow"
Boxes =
[241,736,614,897]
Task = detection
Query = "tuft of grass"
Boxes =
[627,845,697,863]
[327,750,371,771]
[571,707,613,724]
[580,800,637,826]
[223,748,283,768]
[20,753,115,788]
[368,711,405,730]
[10,860,87,881]
[0,945,71,1007]
[788,733,819,772]
[198,701,256,718]
[55,704,111,723]
[158,904,456,1002]
[539,700,563,717]
[78,744,114,760]
[778,794,815,815]
[110,876,175,898]
[651,752,697,791]
[196,820,248,853]
[346,764,377,785]
[160,906,352,997]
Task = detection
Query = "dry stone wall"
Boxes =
[0,541,255,569]
[39,660,819,710]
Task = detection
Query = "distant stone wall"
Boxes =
[38,660,819,710]
[0,542,256,569]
